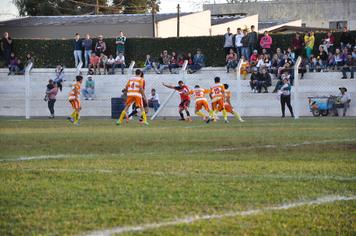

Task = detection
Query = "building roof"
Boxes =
[0,13,192,27]
[258,19,293,31]
[268,25,332,33]
[211,16,244,26]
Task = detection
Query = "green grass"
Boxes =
[0,117,355,235]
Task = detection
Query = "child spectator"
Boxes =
[148,89,160,112]
[89,52,100,74]
[54,65,64,91]
[249,50,259,67]
[114,52,125,74]
[8,52,18,75]
[240,55,250,80]
[226,48,238,73]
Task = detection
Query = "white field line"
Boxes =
[0,138,355,163]
[84,195,356,236]
[7,168,356,181]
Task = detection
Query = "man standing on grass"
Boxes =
[117,69,148,126]
[162,81,191,121]
[68,75,83,125]
[210,77,228,123]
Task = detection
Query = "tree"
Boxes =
[113,0,160,14]
[13,0,108,16]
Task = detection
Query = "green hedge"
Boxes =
[5,31,356,68]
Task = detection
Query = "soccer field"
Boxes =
[0,117,355,235]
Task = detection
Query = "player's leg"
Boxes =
[136,97,148,125]
[184,100,191,121]
[178,102,185,120]
[195,102,205,119]
[220,99,228,122]
[73,100,81,125]
[117,97,133,125]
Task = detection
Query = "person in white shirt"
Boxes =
[332,87,351,117]
[234,28,244,58]
[223,27,234,55]
[106,55,116,74]
[148,89,160,111]
[114,52,125,74]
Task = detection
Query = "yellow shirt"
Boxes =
[304,35,315,48]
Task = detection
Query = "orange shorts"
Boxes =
[70,99,81,110]
[224,103,233,113]
[212,99,224,112]
[126,96,143,108]
[195,100,209,111]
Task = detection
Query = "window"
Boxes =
[329,21,347,30]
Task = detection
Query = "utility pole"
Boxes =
[95,0,99,14]
[152,0,156,38]
[177,4,180,38]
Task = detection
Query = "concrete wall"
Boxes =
[211,15,258,35]
[156,11,211,38]
[204,0,356,30]
[0,23,153,39]
[0,68,355,118]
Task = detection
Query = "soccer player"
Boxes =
[128,71,148,123]
[189,85,213,122]
[67,75,83,125]
[162,81,191,121]
[223,84,245,122]
[117,69,148,126]
[210,76,228,123]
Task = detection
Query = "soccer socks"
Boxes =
[186,110,190,117]
[179,111,185,120]
[233,111,241,120]
[195,111,205,118]
[74,111,80,123]
[70,111,76,119]
[222,109,228,121]
[118,110,127,124]
[141,111,148,124]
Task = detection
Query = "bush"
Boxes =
[5,31,356,68]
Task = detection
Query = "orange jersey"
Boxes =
[68,82,81,100]
[189,88,210,102]
[210,83,225,102]
[126,77,144,98]
[224,89,232,103]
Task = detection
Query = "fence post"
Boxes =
[128,61,135,75]
[293,56,302,119]
[25,62,33,119]
[235,59,243,115]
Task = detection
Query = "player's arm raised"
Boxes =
[162,82,176,89]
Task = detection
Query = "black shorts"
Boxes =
[179,99,190,110]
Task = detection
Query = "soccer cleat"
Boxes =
[116,120,121,126]
[67,117,74,123]
[185,117,192,122]
[206,117,211,124]
[143,122,149,126]
[239,118,245,122]
[224,119,230,123]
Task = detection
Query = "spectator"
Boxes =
[45,79,58,118]
[73,33,83,68]
[258,67,272,93]
[341,54,355,79]
[234,27,244,57]
[177,54,185,67]
[95,35,106,56]
[273,71,291,92]
[82,76,95,100]
[54,65,64,91]
[327,51,336,69]
[340,26,352,50]
[158,50,171,73]
[241,29,250,59]
[115,31,126,55]
[317,46,328,70]
[304,31,315,59]
[260,31,272,55]
[25,53,34,68]
[1,32,13,64]
[188,49,206,74]
[114,52,125,74]
[308,54,318,72]
[279,77,294,118]
[185,52,194,67]
[261,54,271,69]
[276,48,284,62]
[334,48,345,69]
[292,33,303,57]
[89,52,100,74]
[331,87,351,116]
[224,27,234,55]
[248,25,258,55]
[249,67,260,92]
[100,53,108,75]
[352,46,356,59]
[240,55,250,80]
[148,88,160,111]
[106,55,115,74]
[249,49,259,67]
[143,54,159,73]
[299,57,307,79]
[256,54,265,69]
[169,51,179,74]
[8,52,18,75]
[321,31,335,54]
[286,47,296,63]
[82,34,93,68]
[270,54,279,76]
[226,48,238,73]
[17,58,24,75]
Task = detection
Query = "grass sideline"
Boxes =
[0,117,355,235]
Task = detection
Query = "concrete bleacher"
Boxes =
[0,67,355,117]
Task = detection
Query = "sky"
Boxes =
[0,0,228,21]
